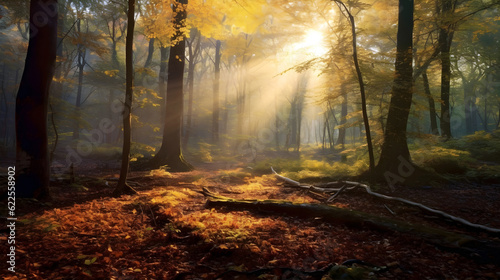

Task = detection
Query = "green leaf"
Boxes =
[84,257,97,265]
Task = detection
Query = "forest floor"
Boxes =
[1,160,500,279]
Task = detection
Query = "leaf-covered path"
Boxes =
[2,162,500,279]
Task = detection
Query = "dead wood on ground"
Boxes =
[271,167,500,234]
[200,187,500,265]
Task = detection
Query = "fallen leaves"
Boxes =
[4,167,500,280]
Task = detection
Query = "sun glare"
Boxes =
[294,29,329,57]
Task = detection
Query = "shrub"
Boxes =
[444,130,500,163]
[411,146,473,174]
[253,157,369,181]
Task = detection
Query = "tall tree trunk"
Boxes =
[15,0,57,199]
[289,99,297,149]
[148,0,192,172]
[159,45,168,124]
[73,19,85,139]
[111,39,120,70]
[333,1,374,169]
[423,71,439,135]
[296,99,303,152]
[483,96,488,131]
[375,0,415,186]
[463,79,477,135]
[0,64,9,152]
[183,30,200,147]
[438,0,456,139]
[114,0,137,196]
[338,1,375,171]
[212,40,221,144]
[336,86,348,149]
[236,83,246,136]
[52,0,65,101]
[144,37,155,68]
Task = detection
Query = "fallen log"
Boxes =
[271,167,500,234]
[201,188,500,265]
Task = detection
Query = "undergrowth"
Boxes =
[252,130,499,183]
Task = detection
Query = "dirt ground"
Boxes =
[1,160,500,279]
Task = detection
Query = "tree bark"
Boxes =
[336,87,348,149]
[212,40,221,144]
[148,0,193,172]
[341,1,374,171]
[73,19,85,140]
[183,29,201,147]
[114,0,138,196]
[159,45,168,124]
[438,0,456,139]
[144,37,155,68]
[423,71,439,135]
[15,0,57,199]
[375,0,415,187]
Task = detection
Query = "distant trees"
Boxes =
[15,0,57,199]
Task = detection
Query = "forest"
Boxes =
[1,0,500,279]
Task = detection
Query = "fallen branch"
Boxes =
[200,188,500,265]
[271,167,500,234]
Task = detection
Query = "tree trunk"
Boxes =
[183,30,200,147]
[15,0,58,199]
[148,0,193,172]
[144,37,155,68]
[438,0,456,139]
[52,0,65,101]
[375,0,415,187]
[341,1,374,171]
[337,87,348,149]
[114,0,137,196]
[159,45,168,124]
[483,95,488,131]
[423,71,439,135]
[73,19,85,140]
[212,40,221,144]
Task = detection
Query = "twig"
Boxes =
[384,204,396,216]
[327,184,349,202]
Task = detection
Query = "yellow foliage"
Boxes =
[149,168,173,178]
[103,70,119,77]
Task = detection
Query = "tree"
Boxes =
[422,70,440,135]
[212,39,221,143]
[333,0,375,172]
[148,0,193,171]
[183,28,202,147]
[15,0,57,199]
[437,0,458,139]
[114,0,137,196]
[72,18,87,139]
[375,0,415,187]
